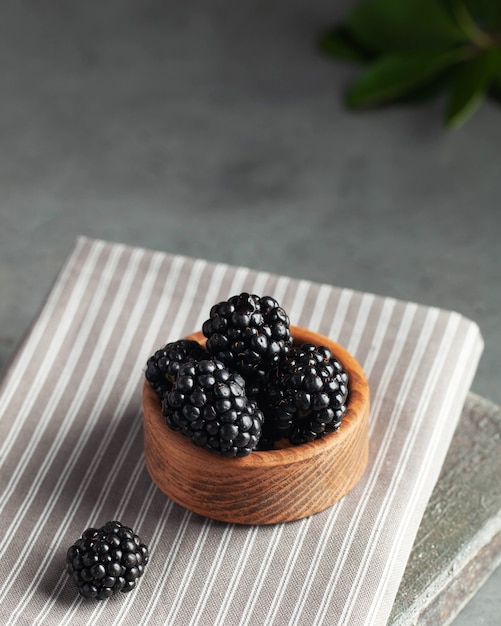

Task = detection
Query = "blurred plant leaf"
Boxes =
[393,72,452,104]
[462,0,501,30]
[346,0,468,53]
[318,26,374,63]
[445,47,501,127]
[442,0,500,45]
[489,75,501,103]
[346,49,466,108]
[319,0,501,128]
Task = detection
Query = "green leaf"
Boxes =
[445,47,501,127]
[442,0,497,47]
[489,72,501,103]
[346,0,468,54]
[393,72,453,104]
[346,49,467,108]
[318,26,374,63]
[463,0,501,31]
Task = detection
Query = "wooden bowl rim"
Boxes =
[144,325,369,469]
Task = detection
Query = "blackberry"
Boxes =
[202,293,292,392]
[145,339,208,398]
[66,521,149,600]
[162,357,264,457]
[265,343,349,445]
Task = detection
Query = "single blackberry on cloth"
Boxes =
[145,339,208,398]
[162,357,264,457]
[265,343,349,445]
[201,293,292,391]
[66,521,149,600]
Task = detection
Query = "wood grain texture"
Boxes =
[143,326,370,525]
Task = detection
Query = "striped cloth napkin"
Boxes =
[0,237,484,625]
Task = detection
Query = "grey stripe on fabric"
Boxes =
[0,236,484,626]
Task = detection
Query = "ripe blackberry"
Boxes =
[265,343,349,445]
[145,339,208,398]
[201,293,292,391]
[162,357,264,457]
[66,521,149,600]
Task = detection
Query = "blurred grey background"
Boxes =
[0,1,499,623]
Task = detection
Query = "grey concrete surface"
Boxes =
[0,1,499,623]
[390,393,501,626]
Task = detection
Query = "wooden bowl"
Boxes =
[143,326,370,525]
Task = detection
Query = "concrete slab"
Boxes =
[391,393,501,625]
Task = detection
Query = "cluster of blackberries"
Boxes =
[66,521,149,600]
[265,344,349,445]
[145,293,349,456]
[162,358,264,458]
